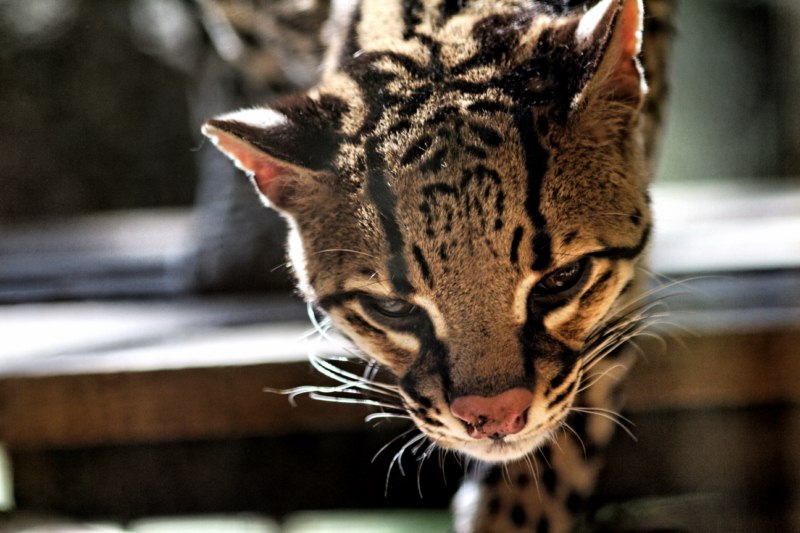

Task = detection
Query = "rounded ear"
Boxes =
[203,111,302,211]
[201,95,345,211]
[574,0,646,113]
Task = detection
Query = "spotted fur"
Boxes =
[202,0,673,530]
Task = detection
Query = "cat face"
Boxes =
[203,0,649,462]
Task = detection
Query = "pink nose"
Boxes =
[450,387,533,439]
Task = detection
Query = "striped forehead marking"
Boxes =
[364,136,413,295]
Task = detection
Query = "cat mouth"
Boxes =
[419,413,560,463]
[450,430,553,463]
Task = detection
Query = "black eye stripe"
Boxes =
[588,223,651,261]
[579,269,615,304]
[342,310,387,337]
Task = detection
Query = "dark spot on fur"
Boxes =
[468,100,510,115]
[402,0,423,40]
[469,123,503,146]
[483,466,502,487]
[387,118,412,134]
[412,244,434,287]
[422,416,443,427]
[440,0,465,21]
[537,516,550,533]
[487,496,501,516]
[568,412,588,441]
[416,395,433,409]
[566,491,585,513]
[401,136,433,166]
[516,472,531,488]
[465,144,487,158]
[420,147,447,173]
[427,105,460,126]
[539,445,552,465]
[585,443,600,460]
[495,189,505,215]
[562,230,578,246]
[510,504,527,527]
[542,465,558,494]
[509,226,524,264]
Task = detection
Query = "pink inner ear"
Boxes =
[596,0,644,106]
[614,0,642,77]
[206,125,296,208]
[617,0,641,58]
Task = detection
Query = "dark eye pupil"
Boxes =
[534,260,586,296]
[548,265,579,288]
[372,298,417,317]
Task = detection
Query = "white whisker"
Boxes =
[561,421,588,459]
[570,406,638,442]
[365,412,412,423]
[312,248,380,260]
[385,432,428,495]
[373,427,420,464]
[523,452,542,501]
[307,392,405,411]
[576,363,627,394]
[415,441,438,498]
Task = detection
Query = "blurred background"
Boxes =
[0,0,798,532]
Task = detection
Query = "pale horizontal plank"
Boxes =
[650,181,800,273]
[0,297,311,375]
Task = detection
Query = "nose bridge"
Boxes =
[448,307,526,398]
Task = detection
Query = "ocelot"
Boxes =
[201,0,674,531]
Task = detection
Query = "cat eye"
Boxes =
[533,258,590,298]
[361,296,420,319]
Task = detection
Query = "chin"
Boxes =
[443,430,553,464]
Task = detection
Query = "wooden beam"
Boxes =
[2,318,798,452]
[0,361,371,451]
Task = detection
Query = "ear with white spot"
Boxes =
[574,0,646,113]
[201,95,345,211]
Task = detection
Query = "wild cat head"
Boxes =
[202,0,650,462]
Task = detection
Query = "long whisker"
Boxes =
[306,392,406,411]
[415,441,438,498]
[365,412,413,423]
[576,364,628,394]
[373,426,420,463]
[561,420,588,459]
[385,432,428,496]
[311,248,380,260]
[309,356,401,396]
[570,406,638,442]
[523,453,542,501]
